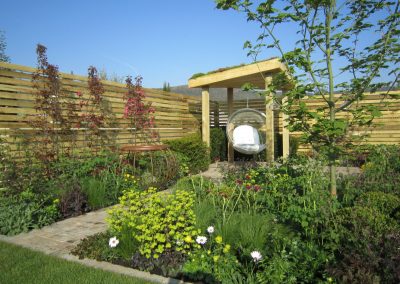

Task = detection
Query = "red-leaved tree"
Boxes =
[123,76,158,144]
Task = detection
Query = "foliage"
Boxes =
[107,187,199,259]
[355,191,400,220]
[182,230,245,284]
[0,191,59,236]
[257,236,331,284]
[215,212,282,256]
[189,73,205,79]
[327,206,400,283]
[29,44,77,165]
[71,232,118,262]
[165,134,210,173]
[73,153,400,282]
[216,0,400,196]
[76,66,112,149]
[358,144,400,195]
[210,127,227,161]
[80,177,108,210]
[289,136,300,157]
[173,151,190,177]
[162,82,171,92]
[122,149,179,190]
[123,76,158,143]
[0,30,10,62]
[58,179,88,219]
[131,250,187,277]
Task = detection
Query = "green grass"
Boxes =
[0,241,152,284]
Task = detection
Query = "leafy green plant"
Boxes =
[257,236,332,284]
[124,149,179,189]
[71,231,119,262]
[359,144,400,196]
[193,199,218,232]
[328,206,400,283]
[0,191,59,235]
[210,128,227,162]
[355,191,400,220]
[215,211,277,256]
[182,231,245,283]
[80,177,107,210]
[165,134,210,174]
[107,187,199,259]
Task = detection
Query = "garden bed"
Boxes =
[71,146,400,284]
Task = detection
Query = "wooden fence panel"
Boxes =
[0,62,201,157]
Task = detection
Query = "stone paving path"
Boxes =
[2,208,109,256]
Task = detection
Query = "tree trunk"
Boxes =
[330,163,337,196]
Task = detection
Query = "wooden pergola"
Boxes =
[188,58,290,163]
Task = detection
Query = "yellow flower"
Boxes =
[223,244,230,253]
[215,235,223,244]
[213,255,220,262]
[184,235,193,243]
[207,250,211,255]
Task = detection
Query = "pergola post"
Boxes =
[282,94,290,158]
[265,77,275,163]
[202,86,210,147]
[227,87,234,163]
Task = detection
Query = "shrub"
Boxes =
[355,191,400,220]
[165,134,210,174]
[58,180,88,219]
[210,128,226,162]
[358,144,400,196]
[328,206,400,283]
[123,150,179,189]
[0,191,59,235]
[257,236,331,284]
[107,187,199,259]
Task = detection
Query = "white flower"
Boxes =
[176,240,183,246]
[109,236,119,248]
[251,251,262,262]
[196,236,207,245]
[207,226,214,234]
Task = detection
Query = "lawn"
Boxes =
[0,241,153,284]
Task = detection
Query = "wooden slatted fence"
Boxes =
[0,62,202,157]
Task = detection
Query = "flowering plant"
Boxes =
[182,228,243,282]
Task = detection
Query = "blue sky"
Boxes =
[1,1,396,88]
[1,0,273,88]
